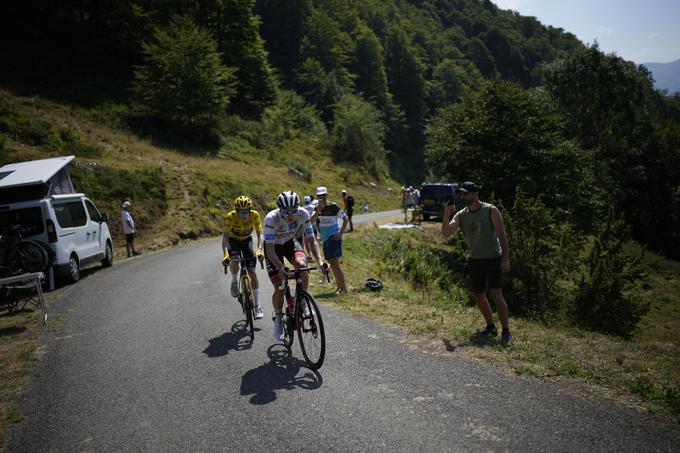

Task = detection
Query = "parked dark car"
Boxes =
[419,182,459,220]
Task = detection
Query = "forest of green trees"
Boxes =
[1,0,679,265]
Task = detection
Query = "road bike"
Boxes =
[223,251,264,342]
[0,225,49,278]
[279,267,326,370]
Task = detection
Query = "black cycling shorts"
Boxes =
[468,256,503,293]
[265,239,306,283]
[228,237,256,268]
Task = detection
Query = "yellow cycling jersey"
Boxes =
[224,210,262,241]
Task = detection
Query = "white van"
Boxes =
[0,156,113,284]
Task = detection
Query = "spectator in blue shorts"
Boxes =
[313,186,349,293]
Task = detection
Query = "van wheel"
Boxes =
[67,254,80,283]
[102,241,113,268]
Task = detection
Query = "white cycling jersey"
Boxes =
[263,208,314,245]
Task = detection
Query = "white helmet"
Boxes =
[277,190,300,210]
[316,186,328,196]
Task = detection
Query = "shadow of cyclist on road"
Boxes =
[240,344,323,405]
[203,320,258,357]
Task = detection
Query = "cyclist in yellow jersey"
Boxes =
[222,196,265,319]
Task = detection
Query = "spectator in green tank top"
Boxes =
[441,181,512,345]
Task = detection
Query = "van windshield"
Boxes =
[0,207,45,237]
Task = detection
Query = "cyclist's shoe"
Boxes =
[499,329,512,346]
[273,314,285,341]
[255,305,264,319]
[230,281,239,298]
[474,324,498,338]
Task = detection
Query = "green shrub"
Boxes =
[132,16,236,129]
[373,229,462,292]
[330,94,388,178]
[571,210,648,337]
[503,191,579,317]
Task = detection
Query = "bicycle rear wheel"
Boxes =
[296,292,325,370]
[11,240,48,274]
[242,277,255,341]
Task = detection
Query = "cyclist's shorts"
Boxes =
[265,239,306,283]
[322,237,342,259]
[125,233,135,244]
[228,237,256,268]
[468,256,503,293]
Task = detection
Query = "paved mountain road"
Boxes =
[6,211,679,452]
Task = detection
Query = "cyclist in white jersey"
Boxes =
[263,191,327,340]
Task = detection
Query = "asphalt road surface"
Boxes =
[6,211,679,452]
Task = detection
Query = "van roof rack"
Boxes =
[50,193,86,200]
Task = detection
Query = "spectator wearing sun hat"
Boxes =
[121,201,141,258]
[313,186,349,293]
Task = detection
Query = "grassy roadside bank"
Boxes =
[319,221,680,422]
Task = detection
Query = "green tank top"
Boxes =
[459,202,502,259]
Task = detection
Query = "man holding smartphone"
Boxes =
[441,181,512,345]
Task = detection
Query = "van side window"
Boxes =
[53,201,87,228]
[84,200,100,221]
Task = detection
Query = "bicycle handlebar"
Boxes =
[277,266,319,290]
[223,255,265,273]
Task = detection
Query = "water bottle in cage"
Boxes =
[286,295,296,316]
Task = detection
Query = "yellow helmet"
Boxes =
[234,196,253,210]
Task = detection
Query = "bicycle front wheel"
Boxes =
[242,277,254,341]
[11,240,48,274]
[296,292,325,370]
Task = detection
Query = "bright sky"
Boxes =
[492,0,680,63]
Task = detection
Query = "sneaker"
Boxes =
[273,314,285,341]
[230,281,239,298]
[475,324,498,338]
[499,330,512,345]
[254,306,264,319]
[127,252,132,258]
[132,251,141,256]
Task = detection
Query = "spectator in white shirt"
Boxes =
[121,201,140,258]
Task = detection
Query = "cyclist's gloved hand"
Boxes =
[256,249,264,258]
[221,254,230,266]
[278,266,292,279]
[321,261,330,272]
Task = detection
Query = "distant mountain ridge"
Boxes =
[643,59,680,94]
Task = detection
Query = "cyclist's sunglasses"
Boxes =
[280,207,298,215]
[237,209,250,215]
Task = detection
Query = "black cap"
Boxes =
[456,181,480,193]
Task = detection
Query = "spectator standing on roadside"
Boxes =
[342,189,354,232]
[314,186,349,293]
[441,181,512,345]
[121,201,141,258]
